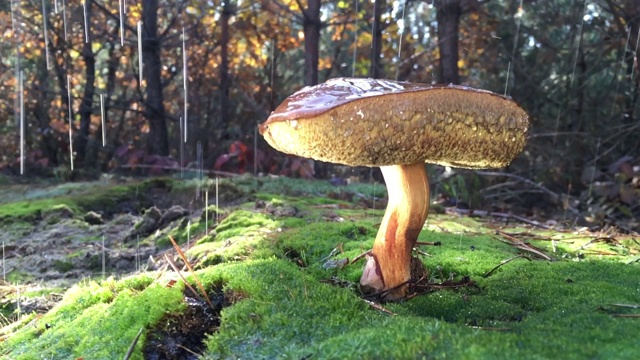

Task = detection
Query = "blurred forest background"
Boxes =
[0,0,638,229]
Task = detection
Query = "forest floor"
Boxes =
[0,174,638,359]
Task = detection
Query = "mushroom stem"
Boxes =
[360,162,430,300]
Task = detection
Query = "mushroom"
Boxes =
[259,77,529,300]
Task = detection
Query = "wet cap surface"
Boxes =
[260,78,529,168]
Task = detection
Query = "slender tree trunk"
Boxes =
[34,57,59,166]
[142,0,169,156]
[75,0,95,165]
[269,35,279,111]
[98,34,120,171]
[370,0,383,78]
[303,0,321,86]
[220,1,232,126]
[435,0,461,84]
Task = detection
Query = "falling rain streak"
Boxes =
[215,177,219,224]
[42,0,51,70]
[504,61,511,96]
[83,0,89,43]
[183,27,188,143]
[609,25,632,120]
[196,141,203,200]
[570,0,588,88]
[505,0,524,97]
[100,93,106,146]
[10,0,16,31]
[179,116,184,178]
[119,0,124,46]
[19,71,24,175]
[137,21,143,84]
[352,0,358,77]
[62,1,68,41]
[67,75,74,171]
[395,0,406,80]
[631,28,640,81]
[205,190,209,234]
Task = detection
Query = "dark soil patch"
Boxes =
[143,287,233,360]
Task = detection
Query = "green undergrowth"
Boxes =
[3,276,185,359]
[1,177,639,359]
[0,178,176,221]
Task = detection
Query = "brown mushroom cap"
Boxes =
[259,78,529,168]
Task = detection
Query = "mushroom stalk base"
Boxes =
[360,163,430,300]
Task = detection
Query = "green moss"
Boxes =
[53,260,74,273]
[196,255,640,359]
[4,275,185,359]
[0,178,178,222]
[2,177,639,359]
[201,210,279,244]
[6,271,34,284]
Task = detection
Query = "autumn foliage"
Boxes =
[0,0,638,201]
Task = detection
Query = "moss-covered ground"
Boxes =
[0,175,638,359]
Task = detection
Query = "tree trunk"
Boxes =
[34,57,59,167]
[220,1,232,127]
[435,0,461,84]
[142,0,169,156]
[370,0,383,78]
[98,31,120,171]
[303,0,321,86]
[75,0,95,165]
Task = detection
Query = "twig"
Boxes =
[577,236,621,250]
[164,254,202,302]
[449,208,553,230]
[415,241,442,246]
[177,344,201,356]
[610,303,640,309]
[469,325,512,331]
[414,249,432,257]
[612,314,640,318]
[495,231,553,261]
[123,327,144,360]
[475,170,563,204]
[349,250,371,265]
[482,255,531,278]
[625,256,640,265]
[168,236,214,308]
[362,299,395,315]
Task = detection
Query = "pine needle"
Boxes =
[168,236,214,308]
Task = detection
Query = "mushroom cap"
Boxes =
[259,77,529,168]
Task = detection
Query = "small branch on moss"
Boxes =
[609,303,640,309]
[362,299,395,315]
[413,249,432,257]
[349,250,371,265]
[494,231,553,261]
[626,256,640,265]
[468,325,512,332]
[415,241,442,246]
[164,254,203,302]
[318,243,344,264]
[123,327,144,360]
[612,314,640,318]
[177,344,201,357]
[482,255,531,278]
[577,236,621,250]
[168,236,214,308]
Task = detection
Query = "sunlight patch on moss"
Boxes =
[4,275,184,359]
